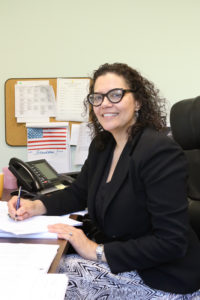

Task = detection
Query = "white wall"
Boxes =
[1,0,200,170]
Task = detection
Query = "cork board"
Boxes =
[5,77,91,146]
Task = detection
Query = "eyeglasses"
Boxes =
[87,88,135,107]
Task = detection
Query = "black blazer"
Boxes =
[40,128,200,294]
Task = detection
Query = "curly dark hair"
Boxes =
[84,62,167,148]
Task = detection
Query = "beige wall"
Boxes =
[1,0,200,169]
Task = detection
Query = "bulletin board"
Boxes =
[5,77,91,146]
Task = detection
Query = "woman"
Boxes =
[8,63,200,299]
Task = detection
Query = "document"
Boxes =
[0,242,68,300]
[70,123,80,145]
[26,122,71,173]
[0,201,83,238]
[74,122,91,165]
[0,273,68,300]
[0,243,59,273]
[15,80,56,123]
[56,78,90,121]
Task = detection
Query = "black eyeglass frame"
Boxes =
[87,88,136,107]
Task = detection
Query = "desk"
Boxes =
[0,189,69,273]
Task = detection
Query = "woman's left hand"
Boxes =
[48,224,98,261]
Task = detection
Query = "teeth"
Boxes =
[103,113,117,117]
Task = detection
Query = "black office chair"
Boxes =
[170,95,200,239]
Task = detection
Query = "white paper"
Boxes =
[26,122,71,173]
[0,273,68,300]
[0,231,58,239]
[0,243,59,273]
[0,242,68,300]
[0,201,82,238]
[15,84,56,122]
[70,123,80,145]
[56,78,90,121]
[74,122,91,165]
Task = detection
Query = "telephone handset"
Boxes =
[8,157,75,194]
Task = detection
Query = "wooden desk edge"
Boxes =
[49,239,69,273]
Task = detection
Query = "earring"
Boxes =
[135,110,139,120]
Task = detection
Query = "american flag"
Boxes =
[27,127,67,150]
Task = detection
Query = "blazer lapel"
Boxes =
[88,130,143,223]
[103,130,143,211]
[99,141,132,221]
[87,138,115,218]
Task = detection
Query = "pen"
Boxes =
[15,186,22,221]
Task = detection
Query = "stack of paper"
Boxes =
[0,201,84,238]
[0,243,68,299]
[0,200,74,300]
[0,243,59,273]
[0,273,68,300]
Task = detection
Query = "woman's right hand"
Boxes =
[7,196,47,221]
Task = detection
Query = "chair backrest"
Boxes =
[170,96,200,151]
[170,96,200,200]
[170,96,200,238]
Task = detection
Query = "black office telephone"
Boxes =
[8,157,77,194]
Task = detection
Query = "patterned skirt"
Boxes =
[58,254,200,300]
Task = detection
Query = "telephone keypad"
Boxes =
[29,164,50,185]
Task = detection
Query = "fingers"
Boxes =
[48,224,79,240]
[7,196,18,215]
[15,205,33,217]
[48,224,96,260]
[8,198,46,221]
[15,212,30,221]
[8,198,33,220]
[48,224,73,234]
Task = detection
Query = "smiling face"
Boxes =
[93,72,140,142]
